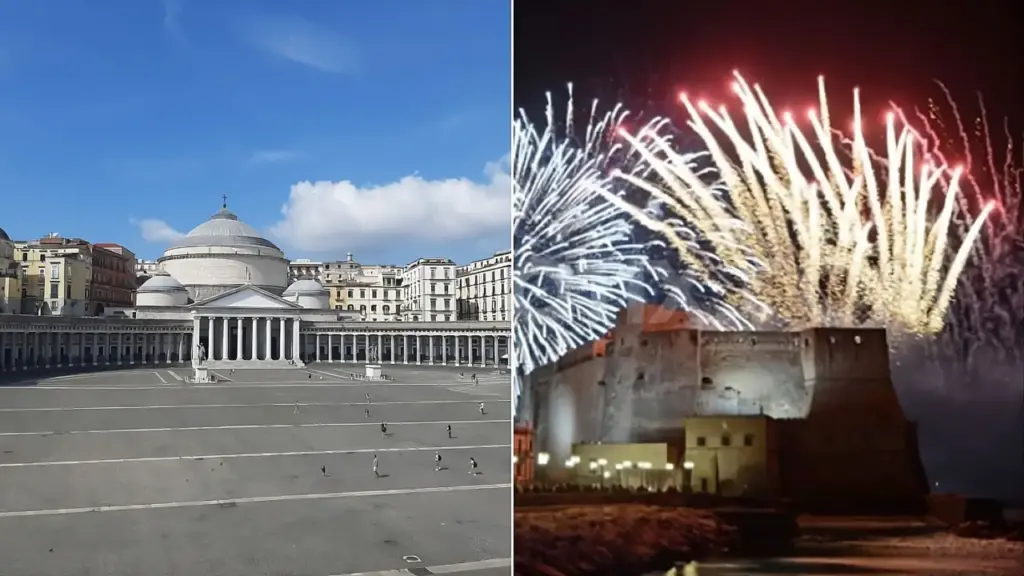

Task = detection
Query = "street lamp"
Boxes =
[537,452,550,466]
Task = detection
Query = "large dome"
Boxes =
[0,227,10,242]
[157,203,289,301]
[168,207,280,251]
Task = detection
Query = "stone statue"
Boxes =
[194,342,207,366]
[368,345,378,363]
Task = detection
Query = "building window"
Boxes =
[430,268,436,279]
[721,434,732,447]
[347,290,353,298]
[696,436,706,447]
[370,305,377,312]
[383,305,390,314]
[372,289,377,298]
[50,264,59,279]
[359,290,365,299]
[743,434,754,447]
[49,283,59,299]
[347,304,354,310]
[430,298,437,310]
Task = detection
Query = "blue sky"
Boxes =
[0,0,510,265]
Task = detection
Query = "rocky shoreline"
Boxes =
[513,505,738,576]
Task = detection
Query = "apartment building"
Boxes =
[91,243,138,310]
[401,257,456,322]
[14,243,90,316]
[325,259,405,321]
[456,250,511,321]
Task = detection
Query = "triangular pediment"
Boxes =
[190,284,301,310]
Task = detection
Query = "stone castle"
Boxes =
[522,304,929,510]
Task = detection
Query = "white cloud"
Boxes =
[270,160,510,253]
[130,218,185,243]
[239,15,355,73]
[250,149,299,164]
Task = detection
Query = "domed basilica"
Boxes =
[0,203,510,373]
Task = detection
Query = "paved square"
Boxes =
[0,364,512,576]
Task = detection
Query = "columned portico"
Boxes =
[193,313,304,369]
[298,324,510,368]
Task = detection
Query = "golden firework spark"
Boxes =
[613,72,993,333]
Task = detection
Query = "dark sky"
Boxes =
[514,0,1024,130]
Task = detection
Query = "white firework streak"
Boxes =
[613,73,992,333]
[512,86,661,404]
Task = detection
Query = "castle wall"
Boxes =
[598,326,812,443]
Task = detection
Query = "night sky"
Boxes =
[514,0,1024,134]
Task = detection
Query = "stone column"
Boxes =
[428,335,434,365]
[0,331,5,371]
[250,317,258,360]
[263,318,272,360]
[278,318,286,361]
[403,335,409,364]
[177,332,184,363]
[415,335,421,365]
[221,317,229,362]
[389,335,395,364]
[328,334,334,363]
[442,335,447,366]
[77,333,85,367]
[203,316,212,361]
[292,318,300,362]
[316,334,321,362]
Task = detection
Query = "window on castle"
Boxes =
[721,434,732,447]
[743,434,754,447]
[696,436,706,447]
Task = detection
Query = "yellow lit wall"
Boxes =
[682,415,779,497]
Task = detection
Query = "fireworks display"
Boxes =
[512,86,659,404]
[615,72,993,333]
[895,88,1024,367]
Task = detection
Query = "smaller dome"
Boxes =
[0,227,10,242]
[283,279,328,296]
[138,273,188,294]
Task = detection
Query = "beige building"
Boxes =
[0,228,21,314]
[14,243,90,316]
[456,250,511,322]
[321,254,404,321]
[401,257,456,322]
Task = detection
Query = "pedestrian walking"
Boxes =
[294,401,299,414]
[373,454,379,478]
[366,393,371,404]
[308,372,312,379]
[434,451,442,471]
[468,457,478,475]
[479,403,485,415]
[446,424,452,439]
[365,407,370,418]
[381,422,387,438]
[321,465,327,477]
